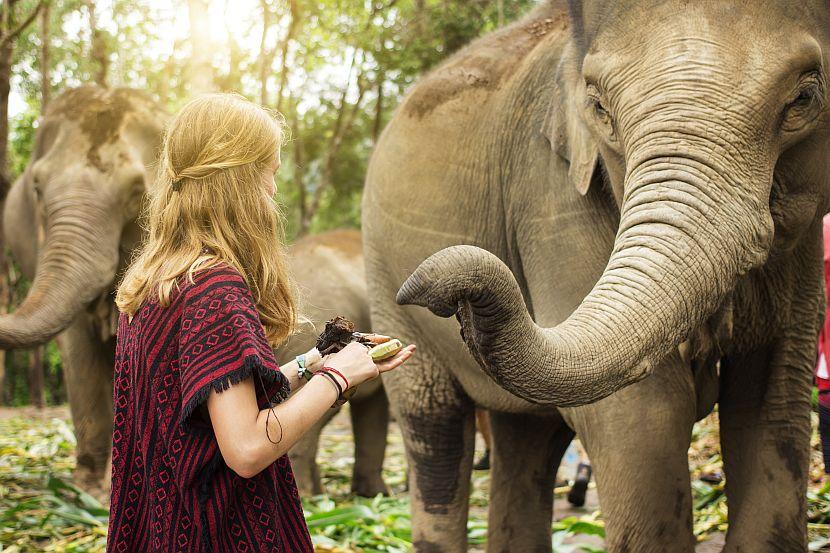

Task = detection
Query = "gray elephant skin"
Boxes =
[364,1,830,552]
[279,229,389,498]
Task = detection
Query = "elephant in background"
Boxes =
[280,229,390,498]
[365,1,830,551]
[2,87,167,490]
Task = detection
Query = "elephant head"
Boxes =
[397,1,830,406]
[0,87,166,348]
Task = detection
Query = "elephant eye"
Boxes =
[586,85,615,137]
[594,100,610,120]
[781,71,825,132]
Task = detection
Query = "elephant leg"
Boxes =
[350,385,390,497]
[566,350,697,553]
[61,316,114,490]
[719,340,813,551]
[384,351,476,553]
[289,406,339,496]
[487,410,573,553]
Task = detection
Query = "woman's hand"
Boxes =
[324,339,416,390]
[375,344,416,373]
[323,342,379,389]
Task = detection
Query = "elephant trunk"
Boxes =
[398,140,773,406]
[0,188,120,349]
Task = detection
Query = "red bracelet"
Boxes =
[321,366,349,391]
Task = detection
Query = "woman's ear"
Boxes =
[542,53,599,196]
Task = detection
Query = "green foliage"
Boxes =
[8,106,37,179]
[4,410,830,551]
[0,415,105,552]
[0,414,608,552]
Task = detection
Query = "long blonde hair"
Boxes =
[116,93,296,346]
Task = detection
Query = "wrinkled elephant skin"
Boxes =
[364,1,830,551]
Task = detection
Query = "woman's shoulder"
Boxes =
[185,261,248,292]
[179,262,262,330]
[183,261,252,300]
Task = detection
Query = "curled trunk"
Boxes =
[398,155,773,406]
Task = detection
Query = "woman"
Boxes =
[108,93,415,551]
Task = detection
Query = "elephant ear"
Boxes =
[543,56,599,196]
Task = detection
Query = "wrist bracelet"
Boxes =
[296,354,314,382]
[321,366,349,391]
[316,371,345,407]
[317,371,341,396]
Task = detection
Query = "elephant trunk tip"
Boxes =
[395,275,424,307]
[396,271,459,318]
[397,245,495,317]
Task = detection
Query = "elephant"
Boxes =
[279,229,390,498]
[2,86,167,491]
[363,1,830,552]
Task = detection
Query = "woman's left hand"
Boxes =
[355,333,416,373]
[375,344,416,374]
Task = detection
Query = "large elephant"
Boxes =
[280,229,390,498]
[364,1,830,552]
[2,87,167,489]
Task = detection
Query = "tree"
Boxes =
[86,0,108,87]
[274,0,298,113]
[258,0,274,105]
[0,0,45,185]
[187,0,214,95]
[39,1,49,108]
[0,0,45,405]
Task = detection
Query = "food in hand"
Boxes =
[369,339,403,361]
[316,316,372,355]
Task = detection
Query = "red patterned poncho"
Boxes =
[107,263,313,552]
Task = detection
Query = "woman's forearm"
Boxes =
[278,348,325,395]
[207,371,340,478]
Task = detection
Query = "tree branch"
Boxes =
[0,0,46,50]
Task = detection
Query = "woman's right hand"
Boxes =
[323,342,380,389]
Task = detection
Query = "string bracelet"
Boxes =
[320,366,349,391]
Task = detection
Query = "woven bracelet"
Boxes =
[316,371,343,407]
[320,366,349,391]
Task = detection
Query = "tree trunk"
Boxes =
[86,0,108,87]
[258,0,271,105]
[40,1,50,108]
[0,1,15,405]
[0,0,43,404]
[187,0,214,95]
[298,68,368,235]
[291,106,306,229]
[28,345,44,408]
[372,73,384,143]
[274,0,298,114]
[0,0,15,185]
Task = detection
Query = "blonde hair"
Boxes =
[116,93,296,346]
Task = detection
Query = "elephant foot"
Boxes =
[351,473,389,497]
[73,464,111,506]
